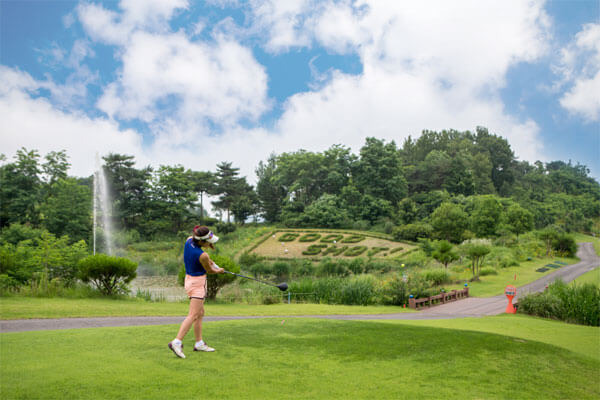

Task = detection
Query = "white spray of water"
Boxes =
[93,154,114,255]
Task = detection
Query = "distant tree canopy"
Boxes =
[1,127,599,244]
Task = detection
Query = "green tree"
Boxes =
[0,148,42,227]
[301,194,350,228]
[469,195,503,237]
[213,162,245,223]
[432,240,459,270]
[430,202,468,243]
[462,241,491,279]
[150,165,197,232]
[102,154,152,229]
[505,204,534,238]
[353,137,407,204]
[255,155,286,223]
[40,178,92,241]
[190,171,215,220]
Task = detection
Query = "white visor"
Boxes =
[194,230,219,244]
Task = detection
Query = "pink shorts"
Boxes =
[184,275,207,299]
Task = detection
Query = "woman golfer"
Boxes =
[168,225,224,358]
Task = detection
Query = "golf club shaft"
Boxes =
[223,270,280,288]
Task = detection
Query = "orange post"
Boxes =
[505,285,517,314]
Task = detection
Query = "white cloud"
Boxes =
[241,0,550,165]
[3,0,555,186]
[96,30,270,127]
[77,0,189,45]
[557,23,600,121]
[0,67,144,177]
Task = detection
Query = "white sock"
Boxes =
[172,339,182,346]
[196,340,204,347]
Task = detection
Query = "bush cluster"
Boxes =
[518,280,599,326]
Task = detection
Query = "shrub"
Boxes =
[271,261,290,280]
[248,262,272,279]
[479,267,498,276]
[78,254,137,296]
[381,275,410,306]
[238,252,264,268]
[302,244,328,256]
[552,234,577,257]
[392,223,433,242]
[215,222,237,234]
[317,258,349,277]
[420,269,452,286]
[321,245,349,257]
[206,254,240,299]
[321,234,344,243]
[339,275,378,305]
[292,259,315,277]
[368,247,388,257]
[518,280,600,326]
[278,233,300,242]
[390,246,404,254]
[299,233,321,242]
[341,234,365,243]
[344,245,368,257]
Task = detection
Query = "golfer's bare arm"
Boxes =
[199,252,224,274]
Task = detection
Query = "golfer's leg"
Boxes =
[176,298,203,340]
[193,302,205,341]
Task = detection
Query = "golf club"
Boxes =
[223,270,288,291]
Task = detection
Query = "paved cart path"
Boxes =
[2,243,598,333]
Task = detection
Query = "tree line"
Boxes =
[1,127,599,245]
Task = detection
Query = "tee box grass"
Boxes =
[1,316,598,399]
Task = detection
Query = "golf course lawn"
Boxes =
[0,297,411,320]
[1,316,598,399]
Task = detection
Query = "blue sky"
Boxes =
[1,0,598,181]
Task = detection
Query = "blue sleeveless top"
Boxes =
[183,238,206,276]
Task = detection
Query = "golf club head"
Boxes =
[277,282,288,292]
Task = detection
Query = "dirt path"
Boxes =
[2,243,598,333]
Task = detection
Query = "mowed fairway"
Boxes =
[2,317,599,399]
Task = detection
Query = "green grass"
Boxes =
[571,267,600,286]
[446,256,576,297]
[0,297,411,320]
[573,233,600,256]
[1,316,598,399]
[377,314,600,362]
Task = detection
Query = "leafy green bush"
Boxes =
[368,247,388,256]
[552,234,577,257]
[392,223,433,241]
[302,244,327,255]
[321,234,343,243]
[321,245,348,256]
[317,258,349,277]
[238,251,264,268]
[78,254,137,296]
[518,280,600,326]
[479,267,498,276]
[341,234,365,243]
[278,233,300,242]
[420,269,452,286]
[271,261,290,280]
[206,254,240,299]
[344,245,367,257]
[299,233,321,242]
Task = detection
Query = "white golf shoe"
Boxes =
[168,341,186,358]
[194,342,215,352]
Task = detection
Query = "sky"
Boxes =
[1,0,599,183]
